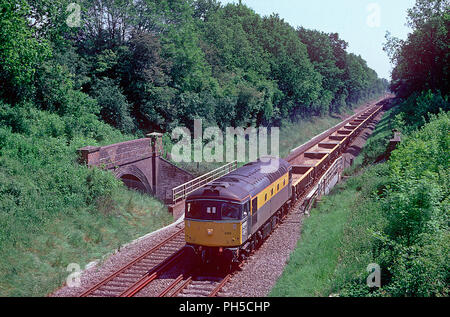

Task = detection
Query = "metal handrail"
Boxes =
[171,161,238,203]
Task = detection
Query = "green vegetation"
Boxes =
[0,103,173,296]
[340,112,449,297]
[270,184,360,297]
[0,0,388,297]
[271,0,449,297]
[385,0,449,99]
[271,111,449,297]
[1,0,387,134]
[344,106,397,175]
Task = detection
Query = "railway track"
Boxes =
[158,181,316,298]
[80,228,186,297]
[79,225,232,298]
[154,177,319,299]
[78,97,387,298]
[286,98,386,164]
[157,273,232,297]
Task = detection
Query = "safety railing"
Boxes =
[171,161,238,204]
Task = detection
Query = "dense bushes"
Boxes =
[393,90,449,133]
[339,112,449,297]
[0,101,173,296]
[380,113,449,296]
[0,101,129,243]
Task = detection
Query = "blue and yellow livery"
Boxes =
[185,157,292,264]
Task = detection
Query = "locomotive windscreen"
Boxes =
[186,200,244,221]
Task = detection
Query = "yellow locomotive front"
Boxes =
[185,197,250,264]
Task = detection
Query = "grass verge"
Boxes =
[0,106,174,297]
[269,108,395,297]
[269,165,387,297]
[269,183,358,297]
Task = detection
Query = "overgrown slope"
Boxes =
[270,106,449,297]
[0,103,173,296]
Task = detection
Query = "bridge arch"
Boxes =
[115,165,152,195]
[78,136,194,203]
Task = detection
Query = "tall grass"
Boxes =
[0,104,173,296]
[269,109,449,297]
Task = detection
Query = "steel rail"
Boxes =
[209,274,232,297]
[80,228,184,297]
[157,274,184,297]
[119,248,186,297]
[170,277,193,297]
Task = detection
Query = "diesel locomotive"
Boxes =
[184,157,294,264]
[183,104,384,266]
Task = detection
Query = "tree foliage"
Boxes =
[0,0,387,131]
[0,0,51,101]
[385,0,449,98]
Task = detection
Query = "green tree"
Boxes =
[91,78,135,133]
[297,27,346,113]
[0,0,51,102]
[385,0,449,97]
[259,14,322,118]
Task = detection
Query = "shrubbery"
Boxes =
[339,112,449,297]
[393,90,449,133]
[0,101,172,296]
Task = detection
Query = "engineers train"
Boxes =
[184,157,293,265]
[183,104,383,266]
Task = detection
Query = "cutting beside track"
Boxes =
[78,97,388,297]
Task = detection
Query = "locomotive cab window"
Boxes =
[242,201,250,218]
[185,200,220,220]
[221,202,241,220]
[186,200,243,220]
[252,197,257,214]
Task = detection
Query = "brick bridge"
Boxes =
[78,133,193,204]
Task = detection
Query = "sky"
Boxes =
[219,0,416,80]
